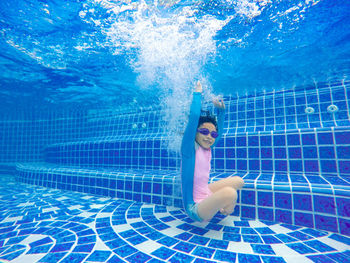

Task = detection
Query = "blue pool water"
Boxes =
[0,0,349,110]
[1,0,350,262]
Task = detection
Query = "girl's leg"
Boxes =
[207,176,244,217]
[209,176,244,193]
[197,186,238,221]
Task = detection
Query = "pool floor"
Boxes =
[0,175,349,263]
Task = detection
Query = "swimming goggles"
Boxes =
[197,128,218,138]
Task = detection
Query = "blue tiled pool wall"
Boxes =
[0,107,173,164]
[226,81,350,132]
[0,111,89,163]
[79,80,350,139]
[213,127,350,174]
[0,80,349,167]
[43,139,180,170]
[41,127,350,175]
[35,81,350,176]
[16,163,183,208]
[238,179,350,235]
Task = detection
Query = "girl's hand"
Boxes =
[213,97,225,109]
[195,81,202,93]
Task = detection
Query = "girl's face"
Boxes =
[195,122,217,149]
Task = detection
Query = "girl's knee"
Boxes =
[219,187,237,202]
[232,176,245,189]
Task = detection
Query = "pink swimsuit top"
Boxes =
[193,144,212,203]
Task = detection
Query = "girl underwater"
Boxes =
[181,81,245,221]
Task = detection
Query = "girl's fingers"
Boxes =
[212,97,225,109]
[213,99,225,108]
[195,81,202,92]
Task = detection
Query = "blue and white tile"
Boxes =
[1,175,350,263]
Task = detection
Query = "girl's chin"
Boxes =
[200,143,212,149]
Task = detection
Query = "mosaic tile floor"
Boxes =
[0,174,350,263]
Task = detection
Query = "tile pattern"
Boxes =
[15,164,182,208]
[225,81,350,132]
[0,81,349,164]
[41,126,350,175]
[43,138,180,171]
[15,163,350,236]
[1,175,350,263]
[212,127,350,174]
